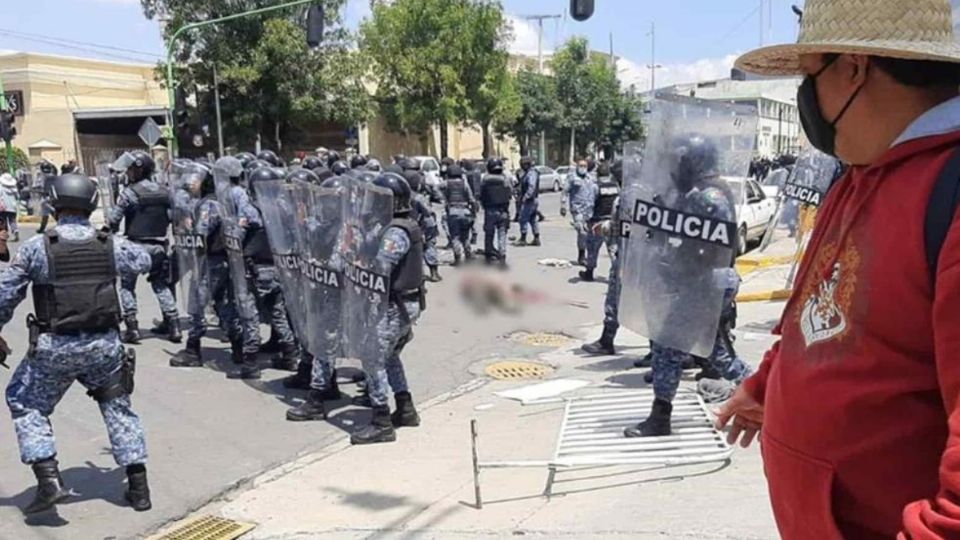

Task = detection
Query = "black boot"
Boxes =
[579,268,594,282]
[170,338,203,367]
[24,458,72,514]
[228,353,261,380]
[624,399,673,437]
[270,343,300,372]
[259,333,281,354]
[282,357,312,390]
[230,338,243,365]
[633,351,653,368]
[351,406,397,445]
[530,234,541,246]
[517,233,527,246]
[427,265,442,282]
[391,391,421,427]
[167,316,182,343]
[581,326,616,356]
[577,249,586,267]
[122,316,140,344]
[124,464,151,512]
[286,389,328,421]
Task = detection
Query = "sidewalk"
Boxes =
[151,301,785,540]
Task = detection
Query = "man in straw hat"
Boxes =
[716,0,960,537]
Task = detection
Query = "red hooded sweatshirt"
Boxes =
[745,125,960,539]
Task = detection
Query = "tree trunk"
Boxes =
[520,133,529,159]
[439,121,449,159]
[569,128,576,163]
[481,122,492,159]
[274,122,282,153]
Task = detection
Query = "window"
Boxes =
[422,159,439,172]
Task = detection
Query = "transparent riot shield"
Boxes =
[213,156,258,322]
[95,162,116,216]
[339,177,394,368]
[300,181,345,364]
[618,97,758,357]
[170,162,207,320]
[252,176,311,349]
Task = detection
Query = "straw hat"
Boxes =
[0,174,15,188]
[736,0,960,76]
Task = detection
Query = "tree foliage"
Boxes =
[140,0,372,152]
[360,0,512,158]
[495,69,559,158]
[0,146,29,174]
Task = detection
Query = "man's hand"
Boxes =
[715,385,764,448]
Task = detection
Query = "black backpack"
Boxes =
[925,148,960,288]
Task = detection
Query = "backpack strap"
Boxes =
[925,147,960,288]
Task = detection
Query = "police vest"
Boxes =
[198,195,226,256]
[389,217,424,293]
[243,222,273,265]
[445,178,469,207]
[593,178,620,221]
[125,182,171,239]
[481,175,511,207]
[32,229,121,334]
[520,170,539,200]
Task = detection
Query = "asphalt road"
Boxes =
[0,192,619,540]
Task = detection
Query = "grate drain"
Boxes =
[485,360,554,380]
[510,332,572,348]
[147,515,256,540]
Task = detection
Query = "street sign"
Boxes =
[138,117,163,147]
[3,91,24,116]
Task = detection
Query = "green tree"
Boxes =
[0,146,29,174]
[141,0,372,153]
[361,0,511,158]
[495,69,559,159]
[601,89,644,157]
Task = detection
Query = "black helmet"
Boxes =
[460,159,475,172]
[349,154,368,169]
[302,156,323,171]
[286,168,320,185]
[392,154,407,165]
[520,156,534,170]
[597,161,611,178]
[444,164,463,179]
[331,160,349,176]
[38,160,58,175]
[366,158,383,172]
[672,134,718,191]
[373,172,412,214]
[235,152,257,169]
[401,158,421,171]
[402,170,423,193]
[50,174,99,212]
[256,150,282,167]
[316,169,336,183]
[486,158,503,174]
[326,151,342,169]
[246,159,272,171]
[247,166,284,199]
[129,150,156,178]
[385,164,404,175]
[320,176,346,189]
[440,156,455,175]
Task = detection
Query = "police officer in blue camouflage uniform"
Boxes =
[479,158,512,267]
[400,160,443,283]
[624,135,752,438]
[351,172,425,445]
[106,150,181,345]
[1,174,153,513]
[516,156,542,247]
[440,164,477,265]
[582,159,625,355]
[171,166,244,367]
[561,160,597,266]
[579,161,619,282]
[461,159,484,246]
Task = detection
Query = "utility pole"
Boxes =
[525,14,561,165]
[213,65,224,158]
[646,23,662,93]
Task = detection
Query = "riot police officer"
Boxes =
[461,159,483,245]
[351,172,424,445]
[256,150,283,168]
[440,164,477,265]
[479,158,512,267]
[350,154,368,170]
[35,160,58,234]
[0,174,152,513]
[106,150,181,344]
[582,159,625,355]
[580,162,619,282]
[302,155,324,172]
[401,159,443,282]
[517,156,541,247]
[562,160,597,266]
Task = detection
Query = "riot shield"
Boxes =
[299,181,345,363]
[251,176,311,350]
[781,148,840,287]
[618,97,757,357]
[213,156,258,322]
[95,162,116,216]
[339,177,394,368]
[170,162,207,319]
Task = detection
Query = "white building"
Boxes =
[657,76,803,158]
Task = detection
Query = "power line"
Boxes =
[711,4,763,49]
[0,27,162,58]
[0,30,160,63]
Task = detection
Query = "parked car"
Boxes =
[410,155,442,189]
[555,166,573,183]
[534,166,562,192]
[760,167,792,198]
[725,176,778,255]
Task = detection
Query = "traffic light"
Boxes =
[307,5,325,47]
[570,0,594,21]
[0,110,16,142]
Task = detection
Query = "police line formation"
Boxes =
[0,95,838,516]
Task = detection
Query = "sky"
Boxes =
[3,0,956,90]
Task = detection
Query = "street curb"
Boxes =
[736,289,792,303]
[735,254,796,276]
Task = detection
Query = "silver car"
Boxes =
[534,166,563,192]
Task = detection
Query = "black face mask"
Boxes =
[798,56,865,157]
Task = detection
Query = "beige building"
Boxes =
[1,50,168,174]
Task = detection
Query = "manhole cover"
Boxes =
[485,360,554,380]
[510,332,572,348]
[147,515,256,540]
